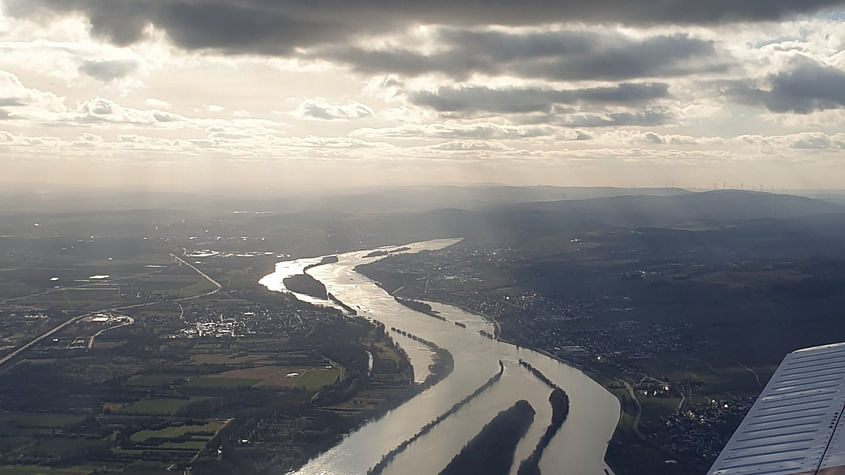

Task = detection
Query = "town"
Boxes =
[356,225,845,473]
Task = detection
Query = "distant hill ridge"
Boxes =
[370,190,845,245]
[524,190,844,225]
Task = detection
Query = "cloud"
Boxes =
[296,99,374,120]
[6,0,842,55]
[791,134,832,149]
[722,57,845,113]
[5,0,347,54]
[79,97,113,115]
[351,122,554,140]
[69,97,189,126]
[789,132,845,149]
[0,97,25,106]
[145,98,171,109]
[0,70,66,112]
[641,132,665,144]
[327,30,726,81]
[79,59,139,81]
[410,83,669,113]
[558,110,672,127]
[430,140,505,151]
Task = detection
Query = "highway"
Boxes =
[0,253,222,369]
[0,301,151,368]
[87,316,135,349]
[170,253,223,300]
[0,312,88,367]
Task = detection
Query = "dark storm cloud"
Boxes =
[452,31,722,80]
[5,0,843,54]
[411,83,669,113]
[79,59,139,81]
[5,0,343,54]
[154,3,339,54]
[326,31,725,81]
[723,58,845,113]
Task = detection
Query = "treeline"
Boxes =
[366,247,411,258]
[390,327,439,348]
[516,360,571,475]
[327,292,357,315]
[518,360,556,389]
[368,360,505,475]
[303,255,339,272]
[283,274,327,300]
[440,400,535,475]
[425,346,454,388]
[394,296,447,321]
[388,327,453,388]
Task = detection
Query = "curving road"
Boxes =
[1,253,222,369]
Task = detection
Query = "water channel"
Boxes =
[259,239,620,475]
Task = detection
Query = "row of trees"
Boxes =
[367,360,505,474]
[516,360,571,475]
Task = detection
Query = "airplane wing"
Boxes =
[709,342,845,475]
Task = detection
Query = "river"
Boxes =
[260,238,620,475]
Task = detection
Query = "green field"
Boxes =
[130,421,225,443]
[172,278,218,298]
[184,376,261,389]
[117,397,214,416]
[125,373,187,387]
[0,413,85,431]
[295,368,341,391]
[0,206,422,474]
[0,466,98,475]
[161,440,208,450]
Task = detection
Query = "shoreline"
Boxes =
[262,239,618,474]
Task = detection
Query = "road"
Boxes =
[0,254,222,369]
[0,301,152,368]
[736,360,763,388]
[0,313,88,367]
[170,253,223,301]
[87,316,135,349]
[623,380,645,440]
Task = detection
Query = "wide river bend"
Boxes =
[259,239,620,475]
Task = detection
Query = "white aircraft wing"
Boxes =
[710,342,845,475]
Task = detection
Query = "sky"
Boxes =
[2,1,845,192]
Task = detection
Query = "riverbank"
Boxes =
[516,360,571,475]
[294,242,618,475]
[368,360,504,474]
[353,248,621,474]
